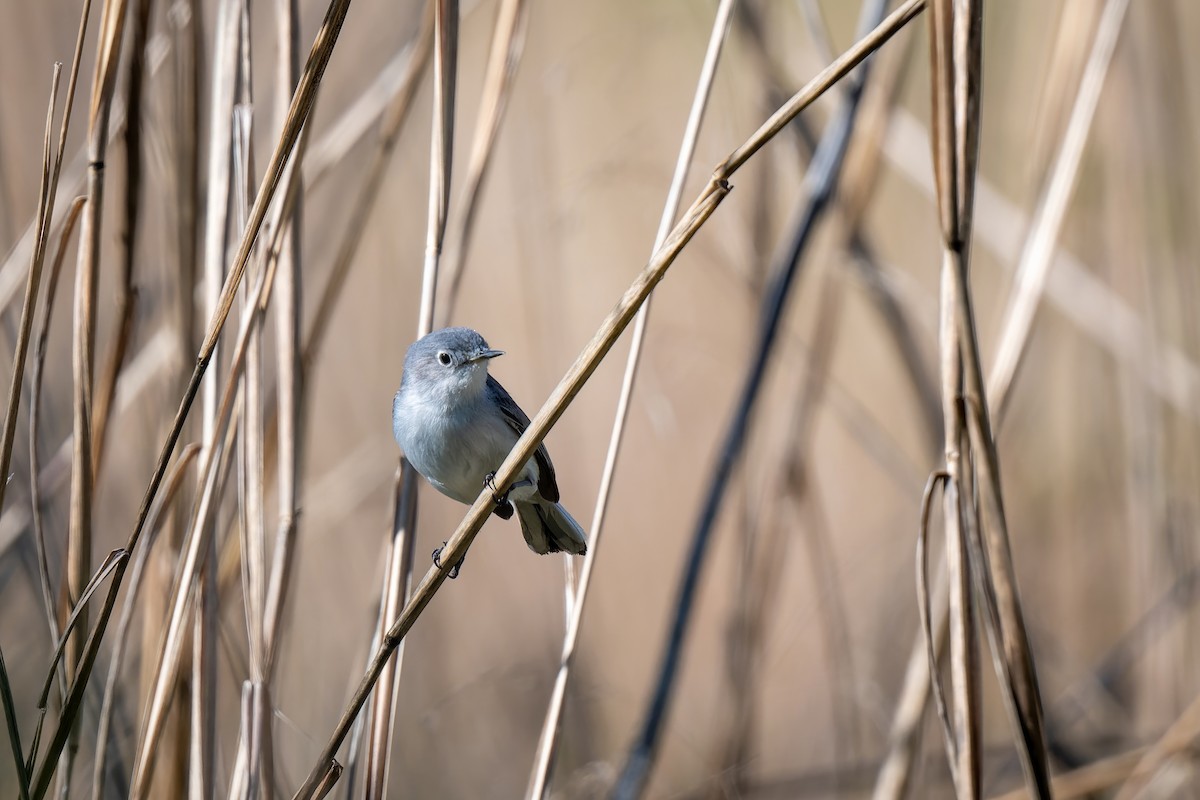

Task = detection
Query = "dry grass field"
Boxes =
[2,0,1200,797]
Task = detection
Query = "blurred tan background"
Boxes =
[3,0,1200,797]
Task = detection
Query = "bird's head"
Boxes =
[401,326,504,402]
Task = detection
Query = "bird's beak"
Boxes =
[470,348,504,362]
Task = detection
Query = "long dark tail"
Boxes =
[515,502,588,555]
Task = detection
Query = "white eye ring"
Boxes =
[437,351,452,366]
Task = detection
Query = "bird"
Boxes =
[392,327,588,576]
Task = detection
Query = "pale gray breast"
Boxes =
[394,388,532,504]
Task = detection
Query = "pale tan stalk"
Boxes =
[66,5,132,739]
[925,3,982,796]
[261,0,303,685]
[925,1,1052,795]
[987,0,1129,423]
[438,0,529,321]
[91,444,200,800]
[1113,690,1200,799]
[362,2,456,796]
[30,197,87,689]
[527,2,737,797]
[91,0,152,481]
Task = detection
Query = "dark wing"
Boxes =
[485,374,559,503]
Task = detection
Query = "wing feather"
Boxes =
[485,375,560,503]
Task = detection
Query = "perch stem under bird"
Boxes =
[392,327,588,577]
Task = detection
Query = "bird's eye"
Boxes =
[437,352,452,366]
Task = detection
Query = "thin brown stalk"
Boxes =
[987,0,1129,424]
[362,2,456,796]
[438,0,529,322]
[91,0,153,481]
[927,2,982,796]
[64,14,132,791]
[925,0,1052,795]
[3,59,58,549]
[530,4,737,796]
[30,196,87,697]
[91,444,200,800]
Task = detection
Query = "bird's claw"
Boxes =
[432,541,464,579]
[484,472,511,508]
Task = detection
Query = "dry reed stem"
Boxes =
[926,3,982,797]
[987,0,1129,424]
[526,2,736,796]
[0,0,179,319]
[66,6,132,748]
[261,0,304,687]
[91,443,200,800]
[925,1,1053,795]
[0,63,60,582]
[30,196,87,701]
[213,119,313,602]
[438,0,529,323]
[1112,690,1200,799]
[361,2,456,796]
[233,84,273,799]
[91,0,152,482]
[28,547,129,795]
[0,640,30,799]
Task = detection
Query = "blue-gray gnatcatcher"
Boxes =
[392,327,588,575]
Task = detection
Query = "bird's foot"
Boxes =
[484,472,511,509]
[432,541,465,579]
